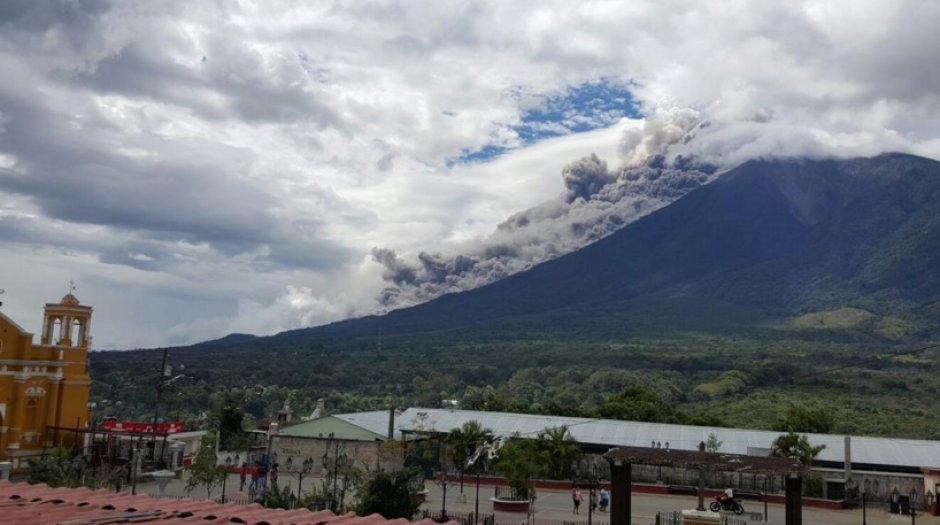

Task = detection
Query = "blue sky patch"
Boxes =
[451,81,640,165]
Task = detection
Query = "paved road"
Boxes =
[138,473,940,525]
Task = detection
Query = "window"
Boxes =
[24,400,39,431]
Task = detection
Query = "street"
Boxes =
[137,473,940,525]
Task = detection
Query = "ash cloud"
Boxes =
[373,113,718,309]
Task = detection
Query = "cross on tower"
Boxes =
[69,280,77,295]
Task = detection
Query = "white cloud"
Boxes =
[1,0,939,347]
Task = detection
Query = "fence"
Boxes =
[416,509,495,525]
[495,486,530,501]
[654,513,748,525]
[632,465,781,494]
[494,486,529,501]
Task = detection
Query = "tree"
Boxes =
[186,434,228,499]
[447,420,493,493]
[354,468,423,519]
[214,393,248,451]
[771,430,826,467]
[537,426,582,479]
[598,386,680,423]
[28,448,125,490]
[492,439,550,501]
[771,404,834,434]
[705,433,722,453]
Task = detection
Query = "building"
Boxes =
[0,293,93,466]
[260,409,402,473]
[397,408,940,507]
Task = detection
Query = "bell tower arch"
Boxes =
[40,285,93,349]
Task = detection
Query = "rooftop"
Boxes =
[0,480,463,525]
[280,415,386,441]
[396,408,940,470]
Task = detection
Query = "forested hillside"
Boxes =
[91,154,940,439]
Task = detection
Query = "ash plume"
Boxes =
[372,112,719,309]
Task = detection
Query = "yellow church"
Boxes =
[0,293,93,466]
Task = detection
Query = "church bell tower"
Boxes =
[40,283,93,349]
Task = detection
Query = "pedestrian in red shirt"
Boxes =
[239,462,248,491]
[250,463,260,492]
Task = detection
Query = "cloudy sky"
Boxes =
[1,0,939,349]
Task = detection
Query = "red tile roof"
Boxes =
[0,481,465,525]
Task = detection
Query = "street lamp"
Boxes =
[283,456,314,508]
[222,456,232,503]
[436,468,452,521]
[859,478,879,525]
[908,488,918,525]
[577,465,603,525]
[466,440,491,525]
[321,435,349,512]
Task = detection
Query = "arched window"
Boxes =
[52,318,62,344]
[72,319,83,347]
[24,400,39,431]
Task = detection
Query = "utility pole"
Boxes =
[151,348,170,468]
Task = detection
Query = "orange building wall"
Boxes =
[0,295,93,467]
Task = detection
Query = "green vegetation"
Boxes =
[447,420,493,487]
[771,404,834,434]
[185,434,227,499]
[770,430,826,467]
[538,426,582,479]
[354,468,423,519]
[90,324,940,440]
[27,447,125,490]
[705,433,722,453]
[259,479,297,509]
[492,439,550,500]
[215,394,248,450]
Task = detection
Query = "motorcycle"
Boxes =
[709,495,745,515]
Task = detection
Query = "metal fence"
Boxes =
[654,512,747,525]
[494,486,530,501]
[633,465,781,494]
[416,509,495,525]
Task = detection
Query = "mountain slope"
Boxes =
[279,153,940,340]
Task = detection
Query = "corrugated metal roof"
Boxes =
[335,411,401,440]
[280,415,386,441]
[0,480,467,525]
[396,408,940,470]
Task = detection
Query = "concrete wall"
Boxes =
[270,436,396,472]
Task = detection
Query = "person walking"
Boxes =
[591,489,599,514]
[250,462,260,492]
[572,487,583,514]
[599,487,610,513]
[259,462,268,487]
[239,462,248,492]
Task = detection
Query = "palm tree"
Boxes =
[447,420,493,493]
[771,429,826,467]
[538,426,582,479]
